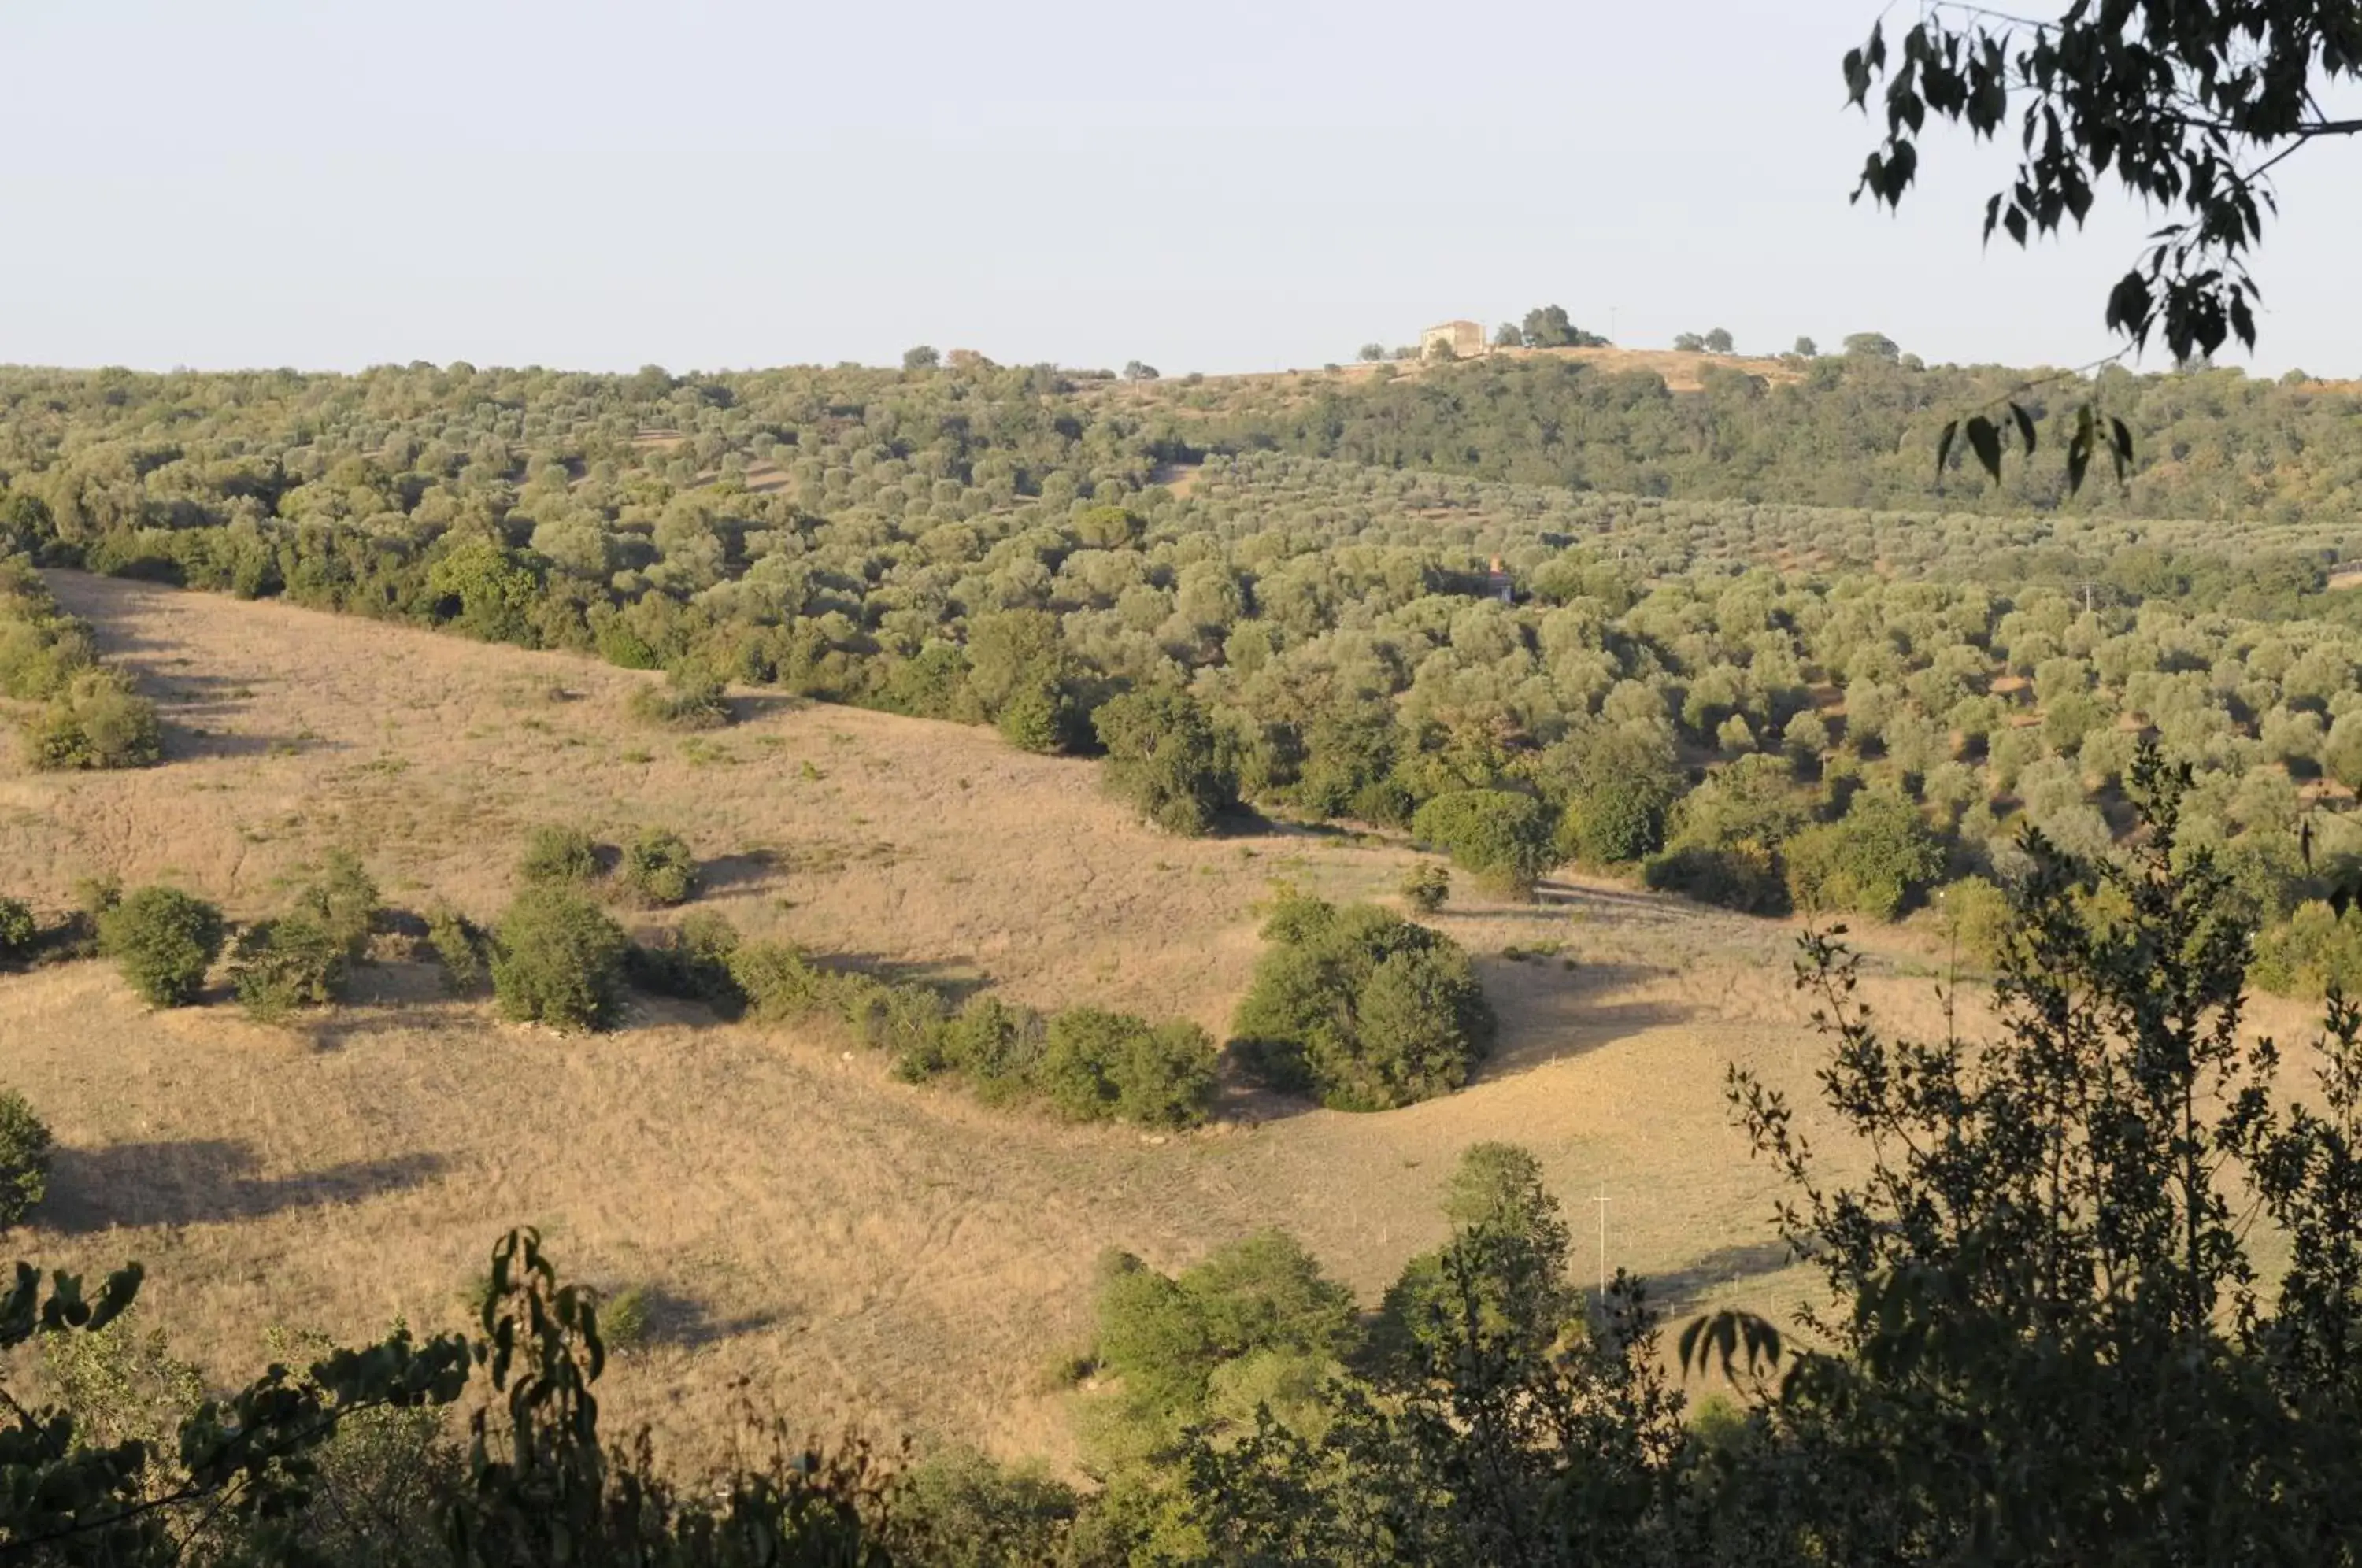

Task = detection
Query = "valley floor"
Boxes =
[0,573,2104,1467]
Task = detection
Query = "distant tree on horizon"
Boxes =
[1519,305,1609,349]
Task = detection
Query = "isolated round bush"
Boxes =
[98,885,226,1008]
[0,1087,54,1230]
[620,828,698,906]
[1231,896,1494,1111]
[519,823,599,886]
[491,886,629,1032]
[0,896,37,957]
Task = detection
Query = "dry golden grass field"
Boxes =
[0,573,2323,1472]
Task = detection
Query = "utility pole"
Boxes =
[1590,1189,1611,1298]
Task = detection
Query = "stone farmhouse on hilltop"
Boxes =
[1419,320,1488,360]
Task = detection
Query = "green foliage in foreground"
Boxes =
[0,1227,898,1566]
[22,748,2362,1562]
[1231,894,1494,1111]
[1133,747,2362,1563]
[96,885,225,1007]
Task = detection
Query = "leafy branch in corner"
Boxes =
[1845,0,2362,361]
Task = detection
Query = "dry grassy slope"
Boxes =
[2,571,2213,1472]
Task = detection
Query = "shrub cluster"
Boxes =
[627,667,731,730]
[1410,789,1555,896]
[229,851,382,1022]
[1231,893,1494,1111]
[0,557,161,770]
[720,936,1218,1129]
[624,910,742,1008]
[520,823,702,908]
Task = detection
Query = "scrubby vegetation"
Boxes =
[489,886,629,1031]
[724,940,1219,1130]
[0,897,37,960]
[628,665,731,730]
[426,901,490,993]
[617,827,699,907]
[96,885,225,1008]
[0,554,161,769]
[0,1087,52,1230]
[229,851,383,1022]
[1398,861,1449,913]
[625,908,742,1008]
[35,775,2362,1565]
[1231,893,1494,1111]
[517,823,600,886]
[0,1226,901,1566]
[12,353,2362,991]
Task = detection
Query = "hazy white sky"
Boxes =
[3,1,2354,376]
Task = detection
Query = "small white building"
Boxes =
[1420,320,1488,360]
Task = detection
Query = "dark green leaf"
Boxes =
[1964,416,2003,483]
